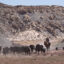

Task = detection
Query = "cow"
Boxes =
[3,47,10,55]
[9,46,23,54]
[23,46,31,55]
[40,45,46,53]
[35,44,46,55]
[62,47,64,50]
[9,46,31,55]
[29,45,35,53]
[55,47,58,51]
[44,38,51,51]
[0,46,2,53]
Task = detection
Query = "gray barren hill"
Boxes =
[0,3,64,47]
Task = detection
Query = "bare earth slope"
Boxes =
[0,54,64,64]
[0,3,64,47]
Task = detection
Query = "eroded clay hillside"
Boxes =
[0,3,64,46]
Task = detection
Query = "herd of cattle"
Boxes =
[0,44,46,55]
[0,38,64,55]
[0,44,64,55]
[0,38,51,55]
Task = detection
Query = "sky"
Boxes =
[0,0,64,6]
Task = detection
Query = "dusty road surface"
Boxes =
[0,53,64,64]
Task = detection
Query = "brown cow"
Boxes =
[44,38,51,51]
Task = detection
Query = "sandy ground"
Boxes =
[0,50,64,64]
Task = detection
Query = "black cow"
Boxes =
[23,46,31,55]
[29,45,35,53]
[35,44,46,55]
[9,46,31,55]
[9,46,23,54]
[62,47,64,50]
[3,47,10,55]
[0,46,2,53]
[40,45,46,53]
[55,47,58,50]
